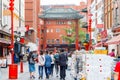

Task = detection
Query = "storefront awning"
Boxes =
[106,34,120,45]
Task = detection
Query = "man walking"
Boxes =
[44,51,52,79]
[59,49,68,80]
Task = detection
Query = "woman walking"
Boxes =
[38,50,45,79]
[28,51,38,79]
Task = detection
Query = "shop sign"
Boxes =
[100,30,107,39]
[97,24,104,28]
[94,50,108,54]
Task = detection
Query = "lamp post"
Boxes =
[9,0,14,64]
[9,0,18,79]
[88,14,92,50]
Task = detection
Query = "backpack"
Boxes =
[54,54,59,64]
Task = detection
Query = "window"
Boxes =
[46,21,50,24]
[115,7,119,25]
[62,39,66,44]
[47,39,50,44]
[50,29,53,32]
[56,28,60,32]
[52,39,54,43]
[108,11,110,28]
[47,29,49,33]
[56,21,65,24]
[56,39,60,44]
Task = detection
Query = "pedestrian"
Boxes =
[59,49,68,80]
[54,51,60,77]
[44,51,52,79]
[38,50,45,79]
[28,51,38,79]
[108,49,115,57]
[114,61,120,80]
[50,51,55,76]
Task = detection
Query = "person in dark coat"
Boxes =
[59,49,68,80]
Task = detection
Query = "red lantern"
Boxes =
[9,0,14,11]
[25,25,29,31]
[88,19,92,32]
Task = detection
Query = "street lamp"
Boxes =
[9,0,18,79]
[9,0,14,64]
[88,14,92,50]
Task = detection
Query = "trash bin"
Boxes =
[9,64,18,79]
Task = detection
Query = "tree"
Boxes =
[62,20,86,44]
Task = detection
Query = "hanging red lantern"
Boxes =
[9,0,14,11]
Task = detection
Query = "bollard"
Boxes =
[20,61,23,73]
[9,64,18,79]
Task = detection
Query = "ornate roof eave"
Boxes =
[39,16,84,20]
[38,8,84,20]
[39,14,84,20]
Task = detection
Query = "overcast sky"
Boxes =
[41,0,87,5]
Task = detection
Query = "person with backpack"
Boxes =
[54,51,60,77]
[28,51,38,79]
[38,50,45,79]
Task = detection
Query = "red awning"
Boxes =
[106,34,120,45]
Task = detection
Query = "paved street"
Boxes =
[0,62,72,80]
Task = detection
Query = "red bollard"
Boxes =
[20,61,23,73]
[9,64,18,79]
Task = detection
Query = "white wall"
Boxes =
[2,0,25,36]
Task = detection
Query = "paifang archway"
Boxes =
[39,8,83,50]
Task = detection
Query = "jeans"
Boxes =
[38,66,44,78]
[60,66,66,79]
[45,66,51,78]
[50,64,54,75]
[55,63,59,75]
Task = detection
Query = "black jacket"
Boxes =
[59,52,68,66]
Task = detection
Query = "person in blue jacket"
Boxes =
[44,51,52,79]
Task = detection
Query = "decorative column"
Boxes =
[75,19,79,50]
[43,19,47,51]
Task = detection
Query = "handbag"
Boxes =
[29,57,35,64]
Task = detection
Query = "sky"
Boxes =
[41,0,87,5]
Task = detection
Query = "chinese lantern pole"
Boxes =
[88,14,92,50]
[11,9,14,64]
[9,0,14,64]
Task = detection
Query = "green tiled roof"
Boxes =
[39,8,83,19]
